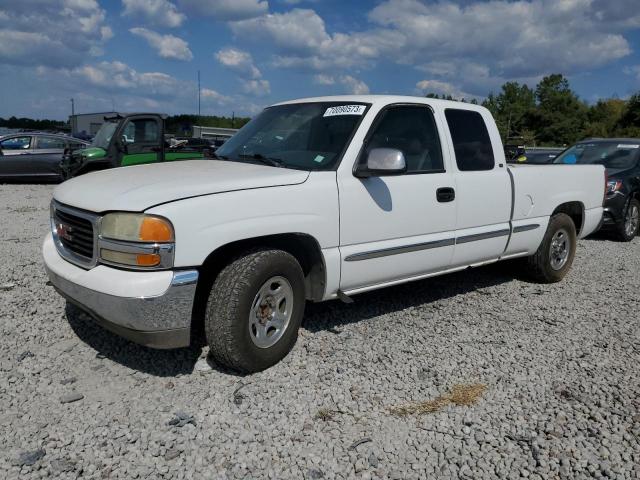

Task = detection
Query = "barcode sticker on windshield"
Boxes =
[618,144,640,149]
[323,105,366,117]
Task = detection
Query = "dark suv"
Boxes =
[554,139,640,241]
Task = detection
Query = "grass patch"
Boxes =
[389,383,487,416]
[314,407,336,421]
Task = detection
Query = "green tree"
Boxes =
[583,98,626,138]
[526,74,588,145]
[616,92,640,137]
[482,82,536,143]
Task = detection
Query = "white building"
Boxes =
[69,112,118,137]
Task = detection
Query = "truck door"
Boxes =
[119,116,162,166]
[443,108,512,266]
[338,104,457,293]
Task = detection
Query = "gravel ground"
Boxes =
[1,184,639,480]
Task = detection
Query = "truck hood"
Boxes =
[54,160,310,212]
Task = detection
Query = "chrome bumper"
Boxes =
[46,266,199,349]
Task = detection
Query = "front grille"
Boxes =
[52,203,97,267]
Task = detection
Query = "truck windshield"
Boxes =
[91,122,118,150]
[553,141,640,170]
[215,102,370,170]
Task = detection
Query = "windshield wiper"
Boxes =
[238,153,286,168]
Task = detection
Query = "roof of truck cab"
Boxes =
[272,95,489,112]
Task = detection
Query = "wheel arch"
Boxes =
[190,233,326,341]
[551,201,585,235]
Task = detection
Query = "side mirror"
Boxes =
[355,148,407,178]
[118,137,128,153]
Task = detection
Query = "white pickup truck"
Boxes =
[43,96,605,372]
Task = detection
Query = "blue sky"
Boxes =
[1,0,640,120]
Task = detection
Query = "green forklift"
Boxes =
[61,113,208,178]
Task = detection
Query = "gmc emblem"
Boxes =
[56,223,74,242]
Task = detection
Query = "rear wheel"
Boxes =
[615,198,639,242]
[204,249,306,373]
[525,213,577,283]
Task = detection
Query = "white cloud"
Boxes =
[130,27,193,61]
[122,0,186,28]
[313,74,335,85]
[242,79,271,96]
[215,48,261,78]
[231,0,636,96]
[215,47,270,97]
[415,79,473,99]
[0,0,111,68]
[201,88,231,104]
[179,0,268,20]
[313,74,369,94]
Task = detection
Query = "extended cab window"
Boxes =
[445,109,495,171]
[365,106,444,173]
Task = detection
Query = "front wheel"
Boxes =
[615,198,639,242]
[525,213,577,283]
[204,249,306,373]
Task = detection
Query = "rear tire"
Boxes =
[204,249,306,373]
[615,198,639,242]
[525,213,577,283]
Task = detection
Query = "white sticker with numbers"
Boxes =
[323,105,366,117]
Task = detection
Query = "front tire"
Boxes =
[205,249,306,373]
[525,213,577,283]
[615,198,639,242]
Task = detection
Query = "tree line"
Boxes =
[427,74,640,146]
[0,114,251,135]
[3,74,640,146]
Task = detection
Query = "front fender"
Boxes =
[146,172,340,268]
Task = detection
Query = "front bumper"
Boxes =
[43,233,198,349]
[601,192,628,229]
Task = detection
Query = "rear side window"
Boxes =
[37,136,66,149]
[445,109,495,171]
[365,105,444,173]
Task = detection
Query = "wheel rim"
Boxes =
[624,203,639,237]
[249,276,294,349]
[549,228,570,271]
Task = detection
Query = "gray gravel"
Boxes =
[1,183,639,479]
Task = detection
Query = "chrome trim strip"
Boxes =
[98,237,175,270]
[344,228,511,263]
[513,224,540,233]
[344,238,455,262]
[455,229,511,245]
[172,270,199,286]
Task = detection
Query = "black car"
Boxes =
[508,147,563,164]
[0,133,89,182]
[553,139,640,241]
[173,137,216,157]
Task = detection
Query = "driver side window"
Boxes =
[364,106,444,174]
[1,136,32,150]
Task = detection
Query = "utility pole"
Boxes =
[197,70,201,118]
[70,98,75,134]
[232,111,235,128]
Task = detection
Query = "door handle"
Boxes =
[436,187,455,203]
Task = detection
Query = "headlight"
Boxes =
[606,180,622,195]
[101,213,174,242]
[98,213,174,269]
